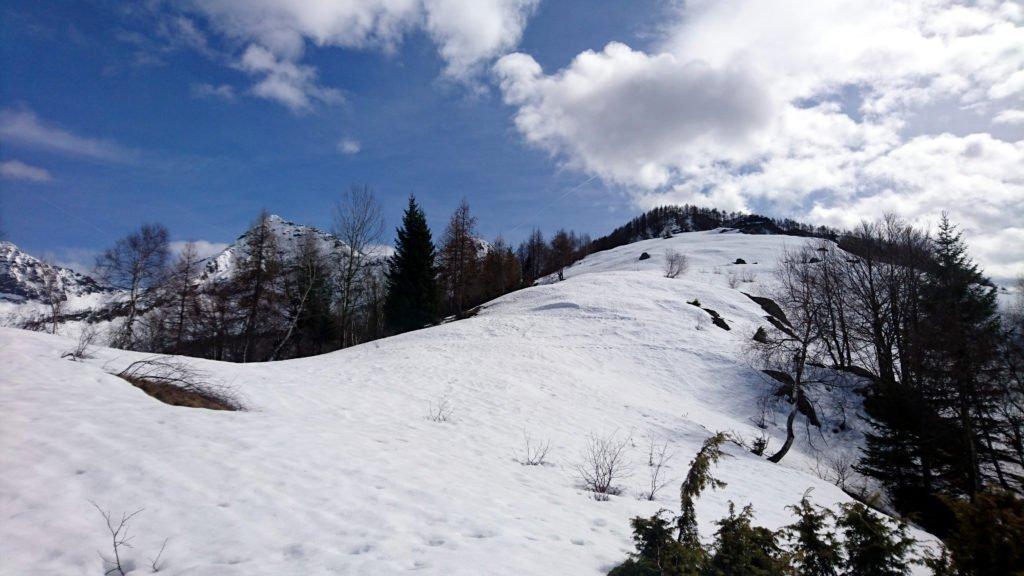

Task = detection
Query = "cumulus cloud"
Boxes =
[0,160,53,182]
[494,0,1024,283]
[169,240,229,260]
[338,138,361,155]
[0,108,135,162]
[177,0,537,110]
[236,45,343,112]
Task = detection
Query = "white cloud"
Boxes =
[178,0,537,109]
[0,160,53,182]
[495,0,1024,283]
[169,240,229,260]
[495,44,773,189]
[994,109,1024,125]
[0,108,135,162]
[338,138,362,155]
[424,0,538,78]
[191,83,237,101]
[47,247,100,276]
[236,45,343,112]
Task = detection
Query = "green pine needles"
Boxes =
[608,433,924,576]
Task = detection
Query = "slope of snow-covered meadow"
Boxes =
[0,230,937,575]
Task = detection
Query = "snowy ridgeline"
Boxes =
[0,230,938,575]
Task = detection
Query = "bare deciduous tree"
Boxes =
[753,246,827,464]
[333,185,384,348]
[39,261,66,334]
[663,249,688,279]
[237,211,282,362]
[165,241,201,354]
[439,199,480,316]
[272,233,330,359]
[95,223,170,349]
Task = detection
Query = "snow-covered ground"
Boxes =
[0,230,936,575]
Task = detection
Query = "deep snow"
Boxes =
[0,230,936,575]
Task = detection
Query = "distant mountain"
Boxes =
[0,241,111,303]
[198,215,354,284]
[1,216,370,328]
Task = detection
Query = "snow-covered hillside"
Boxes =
[0,230,937,575]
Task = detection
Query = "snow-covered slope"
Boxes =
[0,230,936,576]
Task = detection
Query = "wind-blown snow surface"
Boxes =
[0,230,935,575]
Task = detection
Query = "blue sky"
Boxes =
[1,1,1022,282]
[1,0,670,269]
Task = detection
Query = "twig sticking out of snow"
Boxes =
[426,394,455,423]
[91,501,143,576]
[62,324,99,361]
[149,538,169,572]
[515,431,552,466]
[638,438,673,501]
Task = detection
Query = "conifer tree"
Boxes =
[940,490,1024,576]
[785,493,840,576]
[384,195,438,334]
[608,511,692,576]
[836,503,914,576]
[678,432,730,546]
[706,503,787,576]
[915,215,1006,496]
[609,433,731,576]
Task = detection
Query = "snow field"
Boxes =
[0,230,936,575]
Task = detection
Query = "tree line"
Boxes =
[70,189,592,361]
[590,204,840,254]
[752,214,1024,573]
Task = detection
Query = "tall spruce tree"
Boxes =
[916,215,1006,497]
[856,215,1015,533]
[384,195,438,334]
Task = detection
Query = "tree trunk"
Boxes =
[769,406,798,463]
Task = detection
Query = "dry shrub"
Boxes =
[576,431,632,500]
[116,357,241,411]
